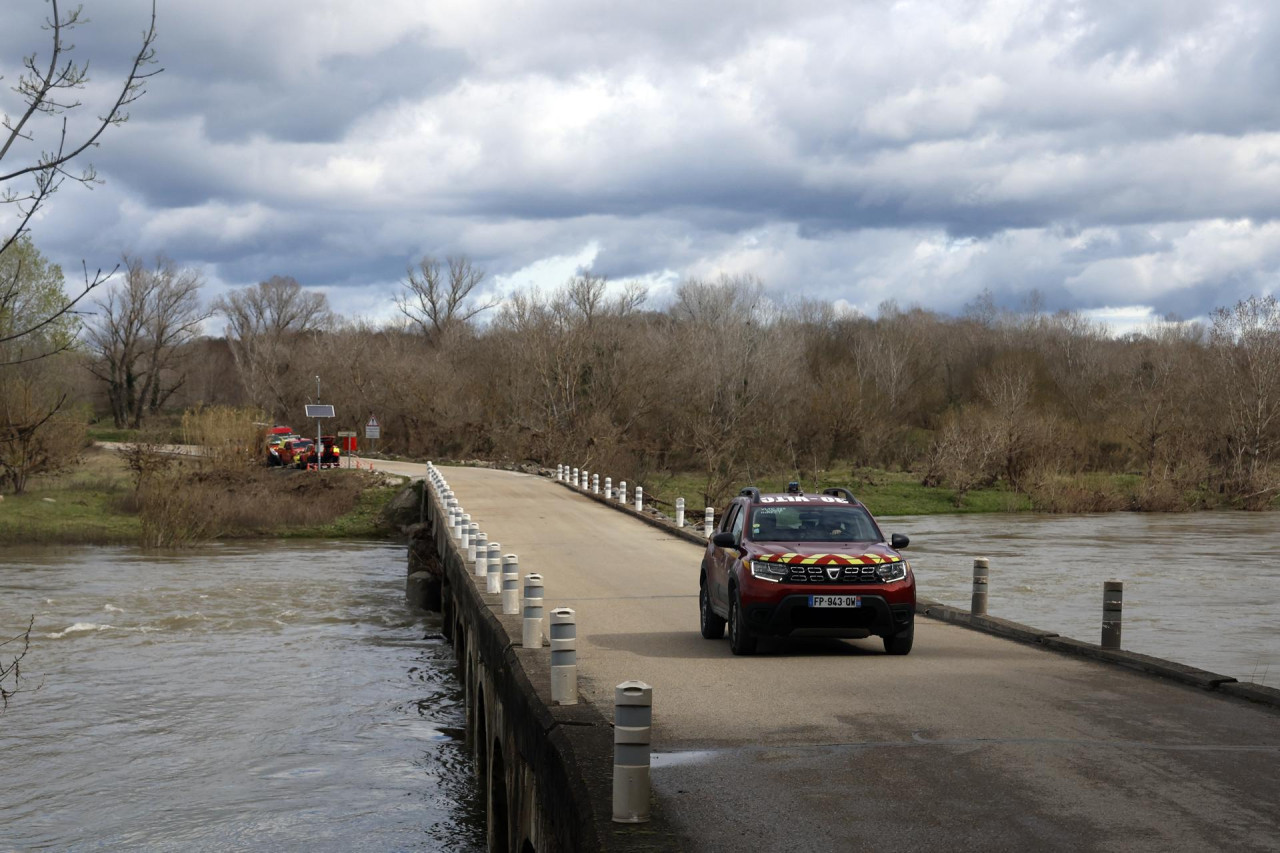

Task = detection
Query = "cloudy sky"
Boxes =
[4,0,1280,330]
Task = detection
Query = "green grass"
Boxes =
[1,447,406,546]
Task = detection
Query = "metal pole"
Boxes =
[971,557,989,616]
[1102,580,1123,650]
[502,555,520,615]
[675,498,685,528]
[613,681,652,824]
[550,607,577,705]
[704,506,714,538]
[522,573,544,648]
[486,543,502,594]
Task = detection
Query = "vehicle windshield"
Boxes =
[748,505,881,543]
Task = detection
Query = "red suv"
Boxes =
[699,486,916,655]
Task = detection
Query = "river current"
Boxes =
[0,541,485,852]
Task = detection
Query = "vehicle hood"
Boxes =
[748,541,903,565]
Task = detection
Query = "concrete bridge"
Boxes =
[401,462,1280,852]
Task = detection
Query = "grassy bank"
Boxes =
[615,469,1031,516]
[0,446,407,547]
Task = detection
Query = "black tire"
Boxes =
[699,580,726,639]
[728,588,757,656]
[883,617,914,655]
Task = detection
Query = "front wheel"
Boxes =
[699,581,726,639]
[883,617,914,655]
[728,589,757,656]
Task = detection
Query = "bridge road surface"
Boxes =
[430,466,1280,852]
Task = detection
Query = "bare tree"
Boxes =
[1208,295,1280,505]
[216,275,332,417]
[0,1,160,362]
[396,255,496,342]
[1,616,38,712]
[85,255,209,428]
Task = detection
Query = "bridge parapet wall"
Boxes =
[416,473,673,853]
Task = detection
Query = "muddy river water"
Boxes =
[2,513,1277,849]
[890,510,1280,687]
[0,541,484,852]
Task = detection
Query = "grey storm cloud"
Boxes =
[5,0,1280,329]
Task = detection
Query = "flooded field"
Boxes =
[889,511,1280,686]
[0,542,484,852]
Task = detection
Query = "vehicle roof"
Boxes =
[749,494,863,506]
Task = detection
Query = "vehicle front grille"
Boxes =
[784,564,887,584]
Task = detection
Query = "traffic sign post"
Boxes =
[365,415,380,457]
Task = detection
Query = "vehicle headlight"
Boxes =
[876,560,909,582]
[750,560,787,583]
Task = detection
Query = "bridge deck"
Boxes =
[442,465,1280,852]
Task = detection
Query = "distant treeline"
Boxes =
[151,272,1280,512]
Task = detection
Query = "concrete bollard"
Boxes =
[502,555,521,615]
[557,464,563,481]
[451,506,464,541]
[474,532,489,578]
[486,543,502,594]
[704,506,714,538]
[635,486,643,512]
[971,557,989,616]
[605,477,612,499]
[466,522,479,562]
[1102,580,1123,650]
[619,481,627,503]
[573,467,580,487]
[550,607,577,705]
[675,497,685,528]
[593,473,600,494]
[460,514,472,551]
[612,681,653,824]
[581,469,588,490]
[523,573,544,648]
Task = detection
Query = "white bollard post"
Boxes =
[612,681,653,824]
[467,522,479,561]
[502,555,520,615]
[474,532,489,578]
[704,506,714,538]
[675,497,685,528]
[593,474,600,494]
[522,573,544,648]
[581,469,587,489]
[605,477,612,499]
[550,608,577,705]
[486,543,502,594]
[557,464,563,481]
[451,506,463,541]
[572,467,579,487]
[619,481,627,503]
[460,514,472,550]
[635,486,643,512]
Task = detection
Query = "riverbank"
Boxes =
[0,446,406,546]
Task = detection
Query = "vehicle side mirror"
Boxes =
[712,531,737,548]
[890,533,910,550]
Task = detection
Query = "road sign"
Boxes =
[336,430,356,437]
[365,415,380,440]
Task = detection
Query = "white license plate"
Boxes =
[809,595,862,608]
